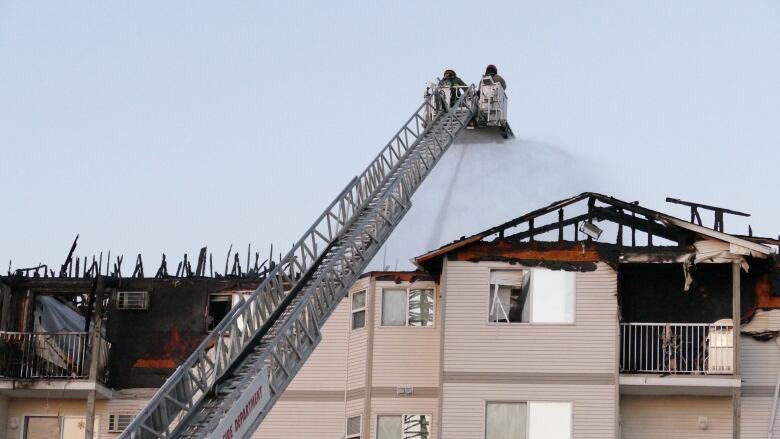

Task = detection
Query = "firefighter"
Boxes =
[439,69,466,107]
[484,64,506,90]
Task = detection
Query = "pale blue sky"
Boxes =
[1,1,778,271]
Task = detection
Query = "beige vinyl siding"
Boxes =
[440,383,614,439]
[372,281,440,388]
[620,396,732,438]
[741,396,780,439]
[740,319,780,439]
[441,261,618,373]
[286,297,349,391]
[255,400,347,438]
[440,260,618,438]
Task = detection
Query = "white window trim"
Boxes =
[346,414,362,439]
[379,286,436,328]
[375,413,433,439]
[486,268,576,326]
[482,400,574,439]
[351,290,368,331]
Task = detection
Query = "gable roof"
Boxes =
[414,192,775,267]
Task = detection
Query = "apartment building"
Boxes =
[2,192,780,438]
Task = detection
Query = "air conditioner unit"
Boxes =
[116,291,150,310]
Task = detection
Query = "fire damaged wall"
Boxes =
[106,278,259,389]
[619,263,733,323]
[618,263,761,323]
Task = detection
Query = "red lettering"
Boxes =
[228,387,265,433]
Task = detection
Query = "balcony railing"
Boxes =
[620,322,733,375]
[0,331,110,381]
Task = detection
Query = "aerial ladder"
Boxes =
[121,76,511,439]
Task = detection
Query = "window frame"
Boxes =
[487,268,576,326]
[108,413,136,433]
[206,294,233,332]
[346,414,362,439]
[375,413,433,439]
[22,415,62,439]
[379,286,436,328]
[351,289,368,331]
[482,400,573,439]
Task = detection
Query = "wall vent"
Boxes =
[116,291,150,310]
[108,414,135,432]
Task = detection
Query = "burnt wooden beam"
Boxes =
[507,213,591,242]
[59,235,79,277]
[195,247,207,277]
[558,209,564,241]
[590,207,681,244]
[645,215,654,246]
[0,280,11,331]
[132,254,144,278]
[666,197,750,217]
[155,254,168,278]
[224,244,233,278]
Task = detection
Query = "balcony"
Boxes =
[619,322,740,396]
[0,331,109,382]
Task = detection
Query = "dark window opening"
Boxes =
[207,296,232,331]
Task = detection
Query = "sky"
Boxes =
[0,1,778,273]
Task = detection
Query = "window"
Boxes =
[116,291,149,310]
[207,295,233,331]
[109,414,135,433]
[381,288,434,327]
[377,414,431,439]
[485,402,571,439]
[489,269,575,324]
[489,271,530,323]
[346,415,362,439]
[24,417,60,439]
[485,402,526,439]
[351,290,367,330]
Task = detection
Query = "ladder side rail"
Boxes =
[120,96,449,439]
[207,96,446,380]
[241,89,478,436]
[192,88,478,438]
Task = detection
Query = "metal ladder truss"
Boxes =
[121,86,477,439]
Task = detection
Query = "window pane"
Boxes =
[352,291,366,309]
[530,270,575,323]
[378,415,402,439]
[403,414,431,438]
[408,289,434,327]
[489,271,530,323]
[347,415,361,436]
[486,402,527,439]
[382,290,407,326]
[352,310,366,330]
[528,402,571,439]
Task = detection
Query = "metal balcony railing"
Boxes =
[0,331,110,381]
[620,322,734,375]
